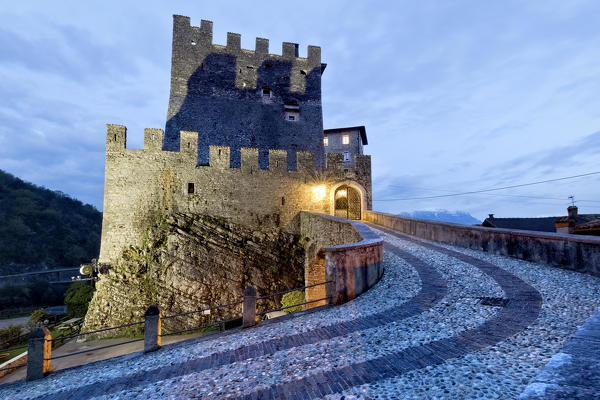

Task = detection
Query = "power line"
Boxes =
[377,171,600,201]
[381,184,600,203]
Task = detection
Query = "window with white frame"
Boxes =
[343,152,350,161]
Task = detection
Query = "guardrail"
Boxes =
[1,281,332,381]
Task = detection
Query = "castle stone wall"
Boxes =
[298,212,383,306]
[165,15,325,170]
[99,125,372,264]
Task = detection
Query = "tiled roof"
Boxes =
[573,219,600,232]
[482,217,558,233]
[554,214,600,224]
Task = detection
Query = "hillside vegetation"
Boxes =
[0,170,102,274]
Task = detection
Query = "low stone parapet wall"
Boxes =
[298,211,383,305]
[365,210,600,277]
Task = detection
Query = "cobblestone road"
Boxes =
[1,225,599,399]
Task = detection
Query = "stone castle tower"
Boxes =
[97,16,372,265]
[84,15,374,333]
[164,15,326,170]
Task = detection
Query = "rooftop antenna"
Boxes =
[568,195,575,206]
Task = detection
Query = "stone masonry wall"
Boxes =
[296,211,382,307]
[165,15,325,170]
[99,125,372,265]
[365,210,600,277]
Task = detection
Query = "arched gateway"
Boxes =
[334,184,362,220]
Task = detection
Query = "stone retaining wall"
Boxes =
[365,210,600,277]
[298,211,383,305]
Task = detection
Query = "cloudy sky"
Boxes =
[1,0,599,221]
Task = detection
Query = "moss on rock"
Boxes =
[82,213,306,337]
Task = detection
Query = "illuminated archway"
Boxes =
[329,181,366,220]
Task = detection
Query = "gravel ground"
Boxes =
[324,229,600,400]
[1,228,599,400]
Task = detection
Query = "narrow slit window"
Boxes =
[151,134,155,140]
[281,197,285,206]
[323,137,328,146]
[187,183,195,194]
[343,152,350,161]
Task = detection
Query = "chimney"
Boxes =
[567,205,578,233]
[488,214,494,219]
[567,205,578,219]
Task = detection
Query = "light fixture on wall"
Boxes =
[312,185,326,201]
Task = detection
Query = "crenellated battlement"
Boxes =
[106,125,370,176]
[172,15,321,64]
[165,15,326,169]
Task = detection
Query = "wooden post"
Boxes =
[242,285,257,328]
[144,305,161,353]
[26,327,52,381]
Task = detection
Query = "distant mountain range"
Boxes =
[0,170,102,274]
[398,210,481,225]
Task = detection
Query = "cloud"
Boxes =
[1,0,599,221]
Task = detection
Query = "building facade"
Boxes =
[324,126,367,170]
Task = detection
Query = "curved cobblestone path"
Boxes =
[2,225,599,399]
[232,227,543,400]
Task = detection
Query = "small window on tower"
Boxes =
[342,135,349,145]
[323,137,328,146]
[262,88,272,98]
[343,152,350,161]
[187,183,195,194]
[284,102,299,122]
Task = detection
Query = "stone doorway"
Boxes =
[334,185,361,220]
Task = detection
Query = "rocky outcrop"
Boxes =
[83,213,306,336]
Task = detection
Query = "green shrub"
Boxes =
[64,283,94,318]
[281,290,304,313]
[27,308,50,330]
[0,325,23,347]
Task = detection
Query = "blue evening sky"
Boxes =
[1,1,599,221]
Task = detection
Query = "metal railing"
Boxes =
[4,280,333,381]
[0,363,28,373]
[50,320,144,343]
